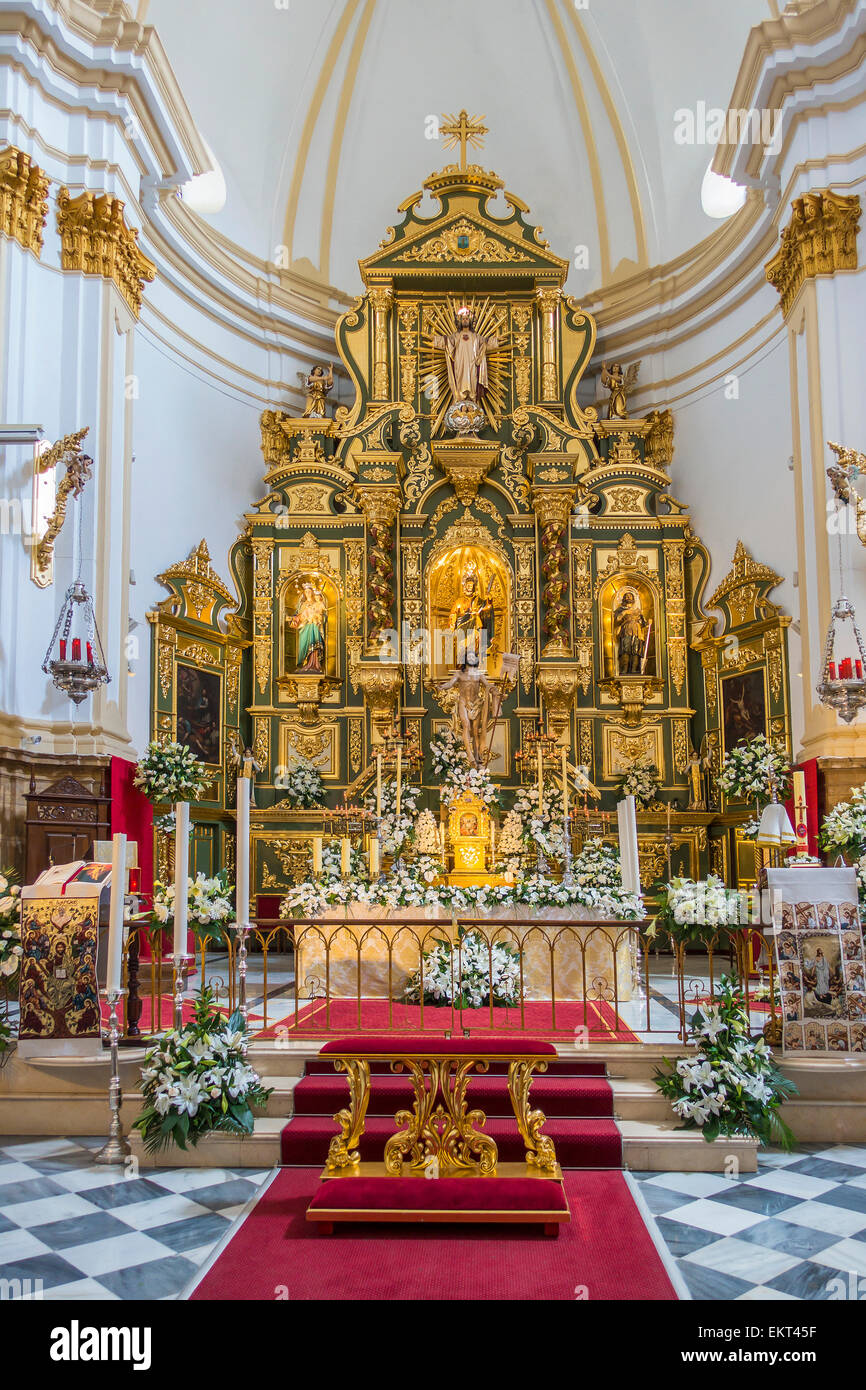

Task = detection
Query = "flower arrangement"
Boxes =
[650,875,745,945]
[413,809,442,857]
[429,729,498,809]
[655,976,797,1148]
[403,925,523,1009]
[821,783,866,861]
[133,988,272,1154]
[0,869,22,986]
[0,1014,10,1055]
[366,778,420,856]
[151,870,235,943]
[511,780,568,861]
[135,740,208,804]
[318,840,370,882]
[276,759,325,809]
[716,733,790,805]
[618,763,661,809]
[496,808,524,874]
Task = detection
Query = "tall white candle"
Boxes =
[106,833,127,994]
[561,747,569,823]
[490,820,496,862]
[396,746,402,818]
[312,835,323,876]
[236,777,250,926]
[537,746,544,808]
[376,753,383,819]
[369,838,380,877]
[173,801,190,959]
[341,836,350,876]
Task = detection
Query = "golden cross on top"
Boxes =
[441,110,488,172]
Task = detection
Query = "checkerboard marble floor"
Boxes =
[632,1143,866,1299]
[0,1136,270,1300]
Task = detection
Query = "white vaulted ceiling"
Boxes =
[142,0,777,294]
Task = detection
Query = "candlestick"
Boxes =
[561,747,569,824]
[793,769,808,853]
[173,801,190,960]
[490,820,496,863]
[376,752,383,819]
[312,835,323,876]
[94,989,131,1166]
[396,745,402,818]
[236,778,250,927]
[105,833,127,995]
[369,837,380,877]
[537,745,544,808]
[71,637,81,662]
[341,836,350,876]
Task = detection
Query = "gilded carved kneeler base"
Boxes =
[326,1058,371,1170]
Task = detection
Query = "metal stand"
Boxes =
[234,924,251,1029]
[171,953,193,1033]
[562,811,574,884]
[94,989,131,1166]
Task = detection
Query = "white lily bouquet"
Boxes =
[134,988,272,1153]
[821,783,866,861]
[511,780,568,862]
[655,976,796,1148]
[651,874,745,945]
[496,808,525,874]
[0,869,23,985]
[618,763,661,809]
[403,924,523,1009]
[135,740,208,804]
[429,729,498,809]
[276,759,325,809]
[151,870,235,943]
[716,733,790,805]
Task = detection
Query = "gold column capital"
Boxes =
[0,146,49,257]
[368,282,394,313]
[530,485,576,530]
[356,484,402,529]
[57,186,156,318]
[765,189,860,318]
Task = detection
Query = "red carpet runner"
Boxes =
[191,1167,676,1301]
[280,1056,623,1169]
[257,998,638,1041]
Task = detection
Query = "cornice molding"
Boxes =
[56,185,156,316]
[765,187,861,316]
[0,143,48,254]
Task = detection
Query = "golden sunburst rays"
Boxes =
[420,296,510,436]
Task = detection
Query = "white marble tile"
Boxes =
[809,1146,866,1170]
[0,1226,52,1262]
[113,1194,211,1231]
[59,1232,171,1277]
[0,1162,50,1185]
[140,1168,248,1194]
[663,1199,763,1236]
[3,1192,97,1227]
[0,1138,80,1159]
[810,1237,866,1276]
[42,1278,121,1301]
[749,1170,838,1200]
[52,1166,134,1193]
[683,1236,800,1284]
[778,1200,866,1238]
[643,1172,737,1199]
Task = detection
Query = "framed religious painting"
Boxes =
[175,661,222,767]
[721,668,766,755]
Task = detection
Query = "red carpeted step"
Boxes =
[303,1057,607,1077]
[280,1114,622,1169]
[291,1073,614,1119]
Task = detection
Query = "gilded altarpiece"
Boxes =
[147,150,792,901]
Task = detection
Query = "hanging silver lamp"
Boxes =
[42,579,110,704]
[816,594,866,724]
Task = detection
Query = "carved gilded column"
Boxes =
[663,539,687,698]
[56,188,156,318]
[536,286,560,402]
[369,282,394,402]
[357,486,402,650]
[765,190,860,319]
[532,487,576,658]
[251,539,274,702]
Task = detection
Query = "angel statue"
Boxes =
[601,360,640,420]
[299,363,334,419]
[828,440,866,547]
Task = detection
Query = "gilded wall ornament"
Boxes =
[645,409,674,470]
[0,146,49,256]
[56,187,156,318]
[31,428,92,589]
[765,189,860,319]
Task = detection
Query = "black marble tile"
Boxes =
[0,1252,84,1290]
[737,1216,840,1259]
[656,1218,722,1258]
[0,1209,16,1234]
[147,1211,231,1253]
[83,1177,171,1210]
[783,1156,864,1182]
[29,1210,134,1251]
[813,1185,866,1215]
[679,1261,754,1301]
[766,1260,841,1300]
[635,1184,693,1217]
[96,1255,197,1300]
[181,1179,258,1211]
[710,1185,801,1217]
[0,1176,66,1205]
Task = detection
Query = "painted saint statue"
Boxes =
[449,566,494,667]
[433,306,498,403]
[613,590,651,675]
[289,582,327,672]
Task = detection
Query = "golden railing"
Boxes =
[113,915,777,1044]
